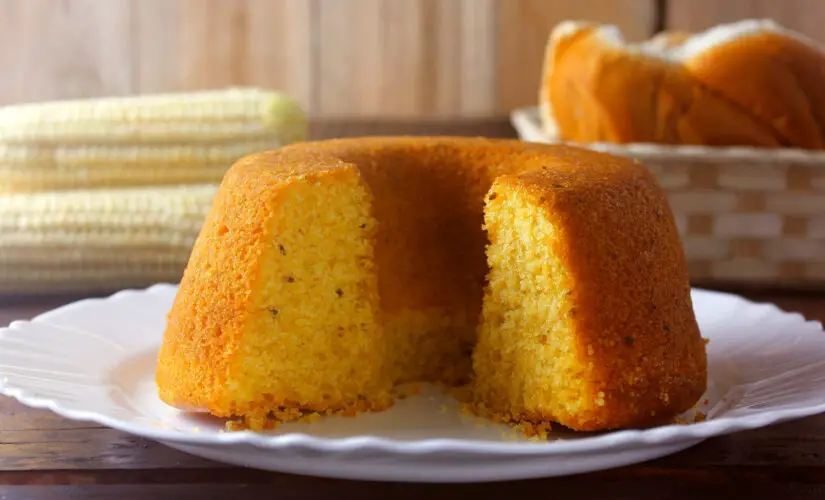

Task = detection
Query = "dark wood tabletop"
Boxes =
[2,121,825,498]
[0,289,822,500]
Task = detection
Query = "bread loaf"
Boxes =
[647,30,692,50]
[540,19,825,149]
[678,20,825,149]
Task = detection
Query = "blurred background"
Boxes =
[1,0,819,119]
[0,0,823,298]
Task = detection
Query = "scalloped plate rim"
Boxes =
[1,284,824,458]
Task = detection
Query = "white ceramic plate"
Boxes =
[1,284,824,483]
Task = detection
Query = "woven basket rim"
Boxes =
[510,106,825,166]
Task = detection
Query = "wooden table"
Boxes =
[0,291,823,499]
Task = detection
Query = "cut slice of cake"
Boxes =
[471,160,707,431]
[155,155,392,429]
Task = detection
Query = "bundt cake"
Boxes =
[155,136,707,432]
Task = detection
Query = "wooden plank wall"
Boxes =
[0,0,820,119]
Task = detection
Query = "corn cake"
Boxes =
[156,136,707,431]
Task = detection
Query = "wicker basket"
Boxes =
[511,106,825,290]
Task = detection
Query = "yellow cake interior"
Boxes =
[472,177,591,428]
[223,166,392,427]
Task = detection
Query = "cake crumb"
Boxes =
[393,383,422,400]
[463,400,553,440]
[518,420,552,439]
[221,395,396,432]
[298,412,324,424]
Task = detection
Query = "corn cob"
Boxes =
[0,184,217,294]
[0,88,307,194]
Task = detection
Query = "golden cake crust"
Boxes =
[156,136,707,430]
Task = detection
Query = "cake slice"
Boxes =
[471,159,707,431]
[155,154,392,429]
